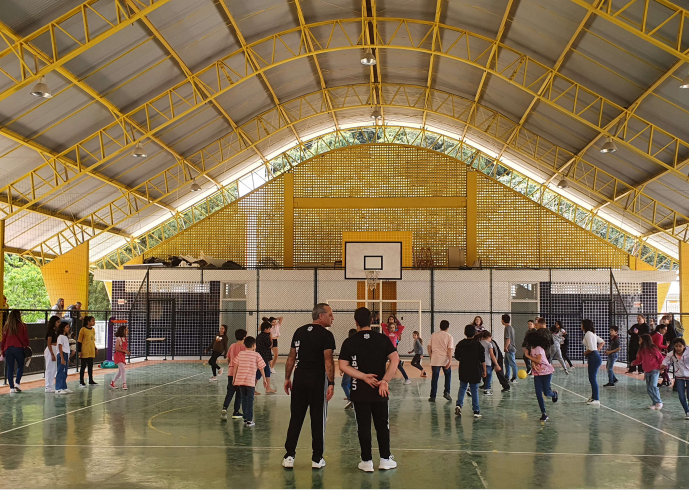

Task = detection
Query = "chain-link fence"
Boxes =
[3,266,680,383]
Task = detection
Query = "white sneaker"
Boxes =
[484,390,493,396]
[586,399,601,406]
[9,388,16,394]
[344,400,353,410]
[655,403,663,410]
[218,368,223,376]
[379,455,397,470]
[271,368,277,374]
[282,456,295,468]
[404,379,412,385]
[45,387,55,393]
[62,388,73,394]
[15,384,20,390]
[220,409,228,421]
[209,377,218,382]
[358,460,374,472]
[312,458,326,469]
[684,412,689,420]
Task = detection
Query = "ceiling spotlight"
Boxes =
[29,76,52,98]
[556,178,569,189]
[190,179,202,192]
[361,48,376,66]
[370,106,382,120]
[681,74,689,89]
[131,142,147,158]
[600,136,617,154]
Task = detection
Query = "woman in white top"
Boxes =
[581,319,604,405]
[267,316,283,373]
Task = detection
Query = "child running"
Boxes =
[523,329,558,421]
[632,334,665,410]
[661,338,689,419]
[652,324,670,386]
[382,315,411,385]
[221,329,247,421]
[232,336,267,427]
[454,324,486,418]
[256,321,276,393]
[207,325,229,382]
[110,325,130,390]
[549,324,569,375]
[55,322,73,394]
[483,331,510,393]
[408,331,427,378]
[603,325,621,387]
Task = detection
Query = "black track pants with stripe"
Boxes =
[284,370,328,462]
[353,400,391,462]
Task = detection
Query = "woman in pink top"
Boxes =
[523,330,558,421]
[632,334,664,409]
[382,315,410,384]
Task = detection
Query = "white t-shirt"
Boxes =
[583,331,604,351]
[57,335,70,355]
[429,330,454,366]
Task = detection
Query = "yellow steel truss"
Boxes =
[6,18,689,228]
[17,83,689,262]
[91,126,676,271]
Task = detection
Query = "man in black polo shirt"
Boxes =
[283,303,336,470]
[339,307,399,472]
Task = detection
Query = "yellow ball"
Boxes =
[517,369,528,379]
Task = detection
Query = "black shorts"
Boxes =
[272,338,278,348]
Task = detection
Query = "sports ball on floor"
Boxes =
[517,369,528,379]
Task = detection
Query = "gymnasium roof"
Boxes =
[2,0,689,264]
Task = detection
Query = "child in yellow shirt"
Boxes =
[78,315,98,387]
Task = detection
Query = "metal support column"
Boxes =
[145,270,151,361]
[256,269,260,336]
[430,268,435,334]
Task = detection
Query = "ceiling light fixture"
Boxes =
[600,136,617,154]
[370,106,382,120]
[681,75,689,89]
[190,179,202,192]
[556,178,569,189]
[29,76,53,98]
[131,142,147,158]
[361,48,376,66]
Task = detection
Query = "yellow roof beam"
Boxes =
[421,0,443,128]
[0,0,174,104]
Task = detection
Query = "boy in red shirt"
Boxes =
[221,329,246,421]
[232,336,268,427]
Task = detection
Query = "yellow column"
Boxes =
[680,241,689,325]
[284,173,294,268]
[466,170,477,266]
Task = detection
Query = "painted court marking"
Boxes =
[551,382,689,446]
[0,372,204,436]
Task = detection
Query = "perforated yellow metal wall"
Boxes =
[475,172,629,268]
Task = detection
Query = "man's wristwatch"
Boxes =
[328,380,335,386]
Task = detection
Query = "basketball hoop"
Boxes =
[366,270,379,291]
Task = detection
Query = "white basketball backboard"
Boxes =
[344,241,403,280]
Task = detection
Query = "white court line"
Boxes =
[470,460,488,488]
[551,382,689,446]
[0,373,204,436]
[0,443,686,459]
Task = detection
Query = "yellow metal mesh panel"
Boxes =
[295,208,466,266]
[41,242,90,309]
[295,144,466,198]
[476,173,629,268]
[143,177,284,267]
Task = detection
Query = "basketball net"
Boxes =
[366,270,379,292]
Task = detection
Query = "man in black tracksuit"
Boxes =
[339,307,399,472]
[283,303,336,470]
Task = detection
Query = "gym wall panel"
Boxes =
[41,241,89,309]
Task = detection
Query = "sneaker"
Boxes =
[655,403,663,410]
[358,460,374,472]
[312,458,326,469]
[379,455,397,470]
[421,372,427,378]
[232,412,243,419]
[62,388,73,394]
[428,397,436,402]
[122,384,128,390]
[455,405,462,416]
[404,379,412,385]
[473,411,482,418]
[443,392,452,401]
[9,388,16,394]
[282,456,295,468]
[218,368,223,376]
[271,368,277,374]
[88,381,98,386]
[586,399,601,406]
[565,370,570,375]
[603,382,615,387]
[209,377,218,382]
[14,385,21,392]
[501,387,510,393]
[245,421,256,427]
[540,414,549,422]
[484,390,493,396]
[467,389,472,397]
[220,409,228,421]
[685,413,689,420]
[552,391,558,403]
[344,400,353,410]
[510,379,517,384]
[45,387,55,393]
[80,383,87,389]
[110,381,117,389]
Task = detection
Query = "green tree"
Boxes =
[3,254,50,319]
[88,272,111,317]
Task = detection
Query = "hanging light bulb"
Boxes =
[680,74,689,89]
[600,136,617,154]
[29,76,52,98]
[361,48,376,66]
[556,178,569,189]
[190,179,202,192]
[131,142,147,158]
[370,106,382,120]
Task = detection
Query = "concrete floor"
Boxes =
[1,361,689,488]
